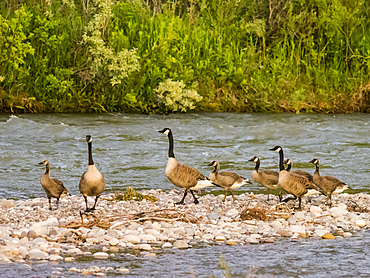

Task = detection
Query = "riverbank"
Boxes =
[0,190,369,276]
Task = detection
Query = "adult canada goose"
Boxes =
[269,146,311,210]
[39,160,70,210]
[158,128,214,204]
[79,135,105,212]
[309,158,348,206]
[248,156,280,201]
[283,158,324,201]
[207,160,251,201]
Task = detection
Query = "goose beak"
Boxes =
[248,157,254,162]
[207,162,213,166]
[38,162,43,165]
[308,159,315,163]
[268,148,275,151]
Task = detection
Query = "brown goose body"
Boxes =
[159,128,214,204]
[79,135,105,212]
[208,160,250,201]
[248,156,279,201]
[309,158,348,205]
[284,159,321,191]
[39,160,70,210]
[270,146,310,209]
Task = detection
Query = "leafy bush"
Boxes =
[154,79,202,113]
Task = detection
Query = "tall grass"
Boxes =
[0,0,369,113]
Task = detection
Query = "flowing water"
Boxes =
[0,113,369,277]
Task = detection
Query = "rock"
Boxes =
[289,225,306,235]
[162,242,173,248]
[215,236,226,241]
[124,235,140,244]
[322,233,335,239]
[276,229,292,237]
[139,234,157,242]
[202,234,214,240]
[69,268,80,272]
[49,255,63,261]
[93,252,109,259]
[29,248,48,260]
[246,237,259,244]
[27,230,37,239]
[139,244,152,251]
[355,220,366,228]
[1,199,14,209]
[294,212,305,220]
[261,238,274,244]
[329,206,348,218]
[173,240,188,249]
[343,232,352,237]
[226,240,237,245]
[19,246,29,259]
[109,237,119,246]
[310,206,322,214]
[145,253,156,257]
[118,268,130,273]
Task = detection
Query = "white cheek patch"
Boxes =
[88,138,92,143]
[254,158,259,163]
[164,130,170,135]
[276,147,281,152]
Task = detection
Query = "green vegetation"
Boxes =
[1,0,370,113]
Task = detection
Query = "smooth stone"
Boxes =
[1,199,15,209]
[310,206,322,214]
[118,268,130,273]
[124,235,140,244]
[93,252,109,259]
[289,225,306,235]
[109,237,119,246]
[49,255,63,261]
[355,220,366,227]
[65,257,74,261]
[261,238,274,244]
[202,234,214,240]
[162,242,173,248]
[145,253,156,257]
[226,240,237,245]
[343,232,352,237]
[294,212,305,220]
[173,240,188,249]
[246,237,259,244]
[215,236,226,241]
[139,234,157,242]
[329,206,348,217]
[27,230,37,239]
[29,248,48,260]
[139,244,152,251]
[275,229,292,237]
[69,268,80,272]
[322,233,335,239]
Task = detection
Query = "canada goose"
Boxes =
[309,158,348,206]
[39,160,70,210]
[207,160,251,201]
[283,158,324,201]
[158,128,214,204]
[248,156,279,201]
[269,146,311,210]
[79,135,105,212]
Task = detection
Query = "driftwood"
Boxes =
[61,207,199,230]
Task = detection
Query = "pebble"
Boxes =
[93,252,109,259]
[0,191,368,266]
[322,233,336,239]
[173,240,188,249]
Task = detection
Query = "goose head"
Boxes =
[269,146,282,153]
[207,160,219,167]
[158,128,171,136]
[283,159,292,166]
[86,135,92,143]
[248,156,260,163]
[309,158,319,165]
[39,160,49,167]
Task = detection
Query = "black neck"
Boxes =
[88,141,94,165]
[212,163,220,173]
[44,165,49,175]
[278,149,285,171]
[315,164,319,174]
[254,160,260,171]
[286,163,292,172]
[168,132,175,158]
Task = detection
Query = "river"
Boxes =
[0,113,369,277]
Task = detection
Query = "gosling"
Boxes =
[39,160,70,210]
[208,160,251,201]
